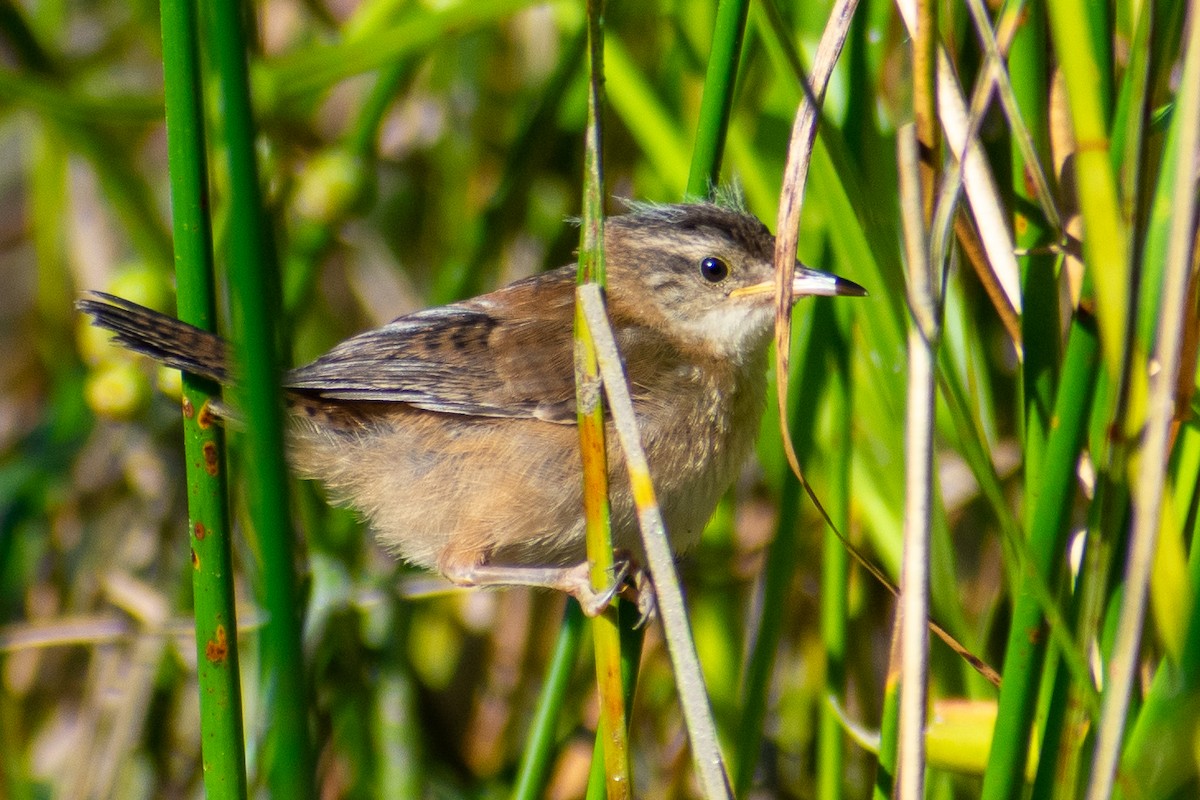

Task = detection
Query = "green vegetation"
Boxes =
[1,0,1197,797]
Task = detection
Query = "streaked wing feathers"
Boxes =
[284,268,580,422]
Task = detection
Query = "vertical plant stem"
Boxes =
[160,0,247,796]
[580,286,733,799]
[1028,316,1102,800]
[1045,0,1130,381]
[1009,0,1058,517]
[574,2,629,796]
[817,302,852,800]
[874,644,901,800]
[979,3,1059,794]
[982,313,1100,800]
[735,304,828,794]
[686,0,750,197]
[896,121,935,800]
[31,128,69,336]
[1086,9,1200,797]
[772,0,859,482]
[585,604,648,800]
[512,602,586,800]
[205,0,314,794]
[913,0,938,223]
[895,0,1023,316]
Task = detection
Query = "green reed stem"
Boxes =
[686,0,750,198]
[817,300,852,800]
[512,601,586,800]
[205,0,314,794]
[160,0,248,796]
[574,2,629,797]
[734,301,825,794]
[1045,0,1129,383]
[982,313,1101,800]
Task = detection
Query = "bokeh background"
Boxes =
[2,0,1198,798]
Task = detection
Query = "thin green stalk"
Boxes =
[1131,0,1186,350]
[1045,0,1130,385]
[512,601,586,800]
[1050,385,1131,796]
[1115,442,1200,785]
[817,301,852,800]
[981,313,1101,800]
[31,127,68,336]
[935,345,1096,707]
[1112,0,1152,253]
[1009,0,1058,518]
[1024,264,1117,800]
[1087,10,1200,795]
[586,604,647,800]
[206,0,314,794]
[1118,415,1200,797]
[159,0,247,796]
[734,302,828,795]
[1029,525,1090,800]
[1082,0,1114,126]
[1130,0,1189,351]
[874,636,901,800]
[686,0,750,197]
[580,285,732,798]
[574,2,628,797]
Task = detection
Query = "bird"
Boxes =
[78,201,866,615]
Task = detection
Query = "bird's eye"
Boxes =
[699,256,729,283]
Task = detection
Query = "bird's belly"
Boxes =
[615,377,765,555]
[287,365,765,572]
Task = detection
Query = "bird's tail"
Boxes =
[77,291,230,384]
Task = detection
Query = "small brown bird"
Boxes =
[79,202,865,613]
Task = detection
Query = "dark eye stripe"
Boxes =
[699,256,729,282]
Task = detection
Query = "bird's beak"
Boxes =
[730,265,868,299]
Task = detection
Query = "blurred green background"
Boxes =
[2,0,1198,798]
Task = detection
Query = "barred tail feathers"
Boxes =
[76,291,230,384]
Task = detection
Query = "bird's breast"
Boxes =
[620,356,768,551]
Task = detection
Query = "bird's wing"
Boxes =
[284,267,585,423]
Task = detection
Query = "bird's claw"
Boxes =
[626,568,656,629]
[568,557,630,616]
[566,552,659,623]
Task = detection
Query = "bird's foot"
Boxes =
[439,551,654,620]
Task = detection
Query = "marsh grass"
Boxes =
[1,0,1198,797]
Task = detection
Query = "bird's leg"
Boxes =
[440,555,631,617]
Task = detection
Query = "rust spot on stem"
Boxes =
[202,441,219,476]
[1023,165,1038,200]
[193,521,206,540]
[206,625,228,663]
[182,396,195,419]
[198,400,216,429]
[191,548,199,569]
